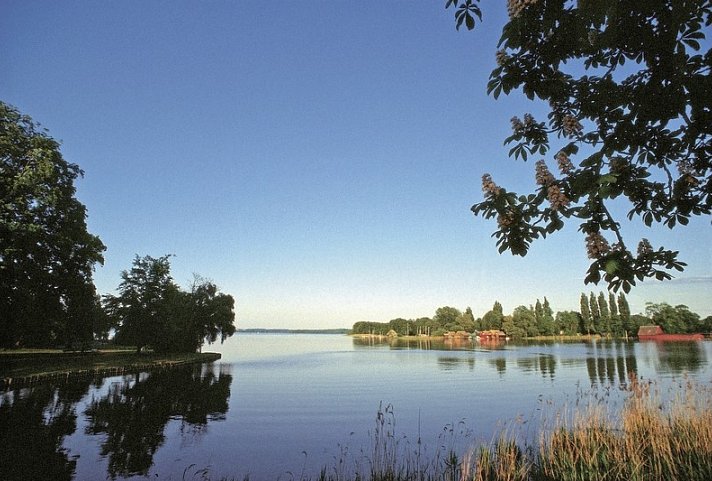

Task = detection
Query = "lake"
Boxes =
[2,334,711,480]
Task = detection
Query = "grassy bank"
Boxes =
[0,349,221,389]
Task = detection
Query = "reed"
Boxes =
[216,377,712,481]
[535,376,712,481]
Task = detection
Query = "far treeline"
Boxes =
[1,101,236,353]
[352,294,712,339]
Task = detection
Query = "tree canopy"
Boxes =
[446,0,712,292]
[1,101,106,348]
[104,255,236,353]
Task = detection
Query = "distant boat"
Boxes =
[637,325,704,341]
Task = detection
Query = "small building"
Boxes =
[637,325,704,341]
[443,330,471,339]
[637,325,663,338]
[477,330,507,340]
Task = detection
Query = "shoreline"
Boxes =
[0,350,221,390]
[350,333,605,342]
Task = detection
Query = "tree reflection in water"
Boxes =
[85,364,232,479]
[0,364,231,481]
[639,341,707,375]
[0,379,93,481]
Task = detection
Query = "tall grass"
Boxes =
[214,377,711,481]
[536,376,712,481]
[331,377,711,481]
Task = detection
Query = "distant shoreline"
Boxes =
[238,328,350,335]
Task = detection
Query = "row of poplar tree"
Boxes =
[352,293,711,339]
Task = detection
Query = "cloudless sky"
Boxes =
[2,1,710,328]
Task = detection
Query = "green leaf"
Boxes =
[466,12,475,30]
[598,174,617,184]
[683,39,701,50]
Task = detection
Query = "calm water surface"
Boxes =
[2,335,711,480]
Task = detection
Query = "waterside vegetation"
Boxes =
[1,102,237,354]
[352,294,712,340]
[220,378,712,481]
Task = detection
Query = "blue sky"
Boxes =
[3,1,711,328]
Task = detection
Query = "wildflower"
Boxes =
[507,0,539,18]
[547,184,570,211]
[610,157,628,173]
[535,160,555,186]
[497,210,516,228]
[637,239,653,257]
[511,116,525,134]
[677,159,700,186]
[555,151,574,174]
[562,114,582,136]
[496,50,509,66]
[586,232,610,259]
[482,174,501,197]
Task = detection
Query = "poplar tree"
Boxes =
[609,291,623,336]
[580,293,592,335]
[617,292,632,335]
[589,292,601,334]
[541,297,556,335]
[609,292,618,318]
[598,292,610,335]
[534,299,544,332]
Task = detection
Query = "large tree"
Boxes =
[104,255,236,353]
[645,301,700,333]
[447,1,712,292]
[104,255,177,353]
[1,101,105,348]
[481,300,504,330]
[433,306,463,329]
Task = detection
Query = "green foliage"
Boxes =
[351,321,389,336]
[388,318,411,336]
[617,292,632,334]
[645,302,701,334]
[556,310,583,336]
[580,293,592,334]
[104,255,235,353]
[448,1,711,292]
[629,314,650,334]
[539,297,556,335]
[481,301,504,330]
[433,306,463,327]
[353,294,705,339]
[104,255,175,352]
[598,292,610,334]
[512,305,538,337]
[700,316,712,333]
[460,307,476,332]
[0,102,106,349]
[352,306,476,336]
[589,292,602,334]
[502,313,526,339]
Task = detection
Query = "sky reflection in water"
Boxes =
[1,334,711,481]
